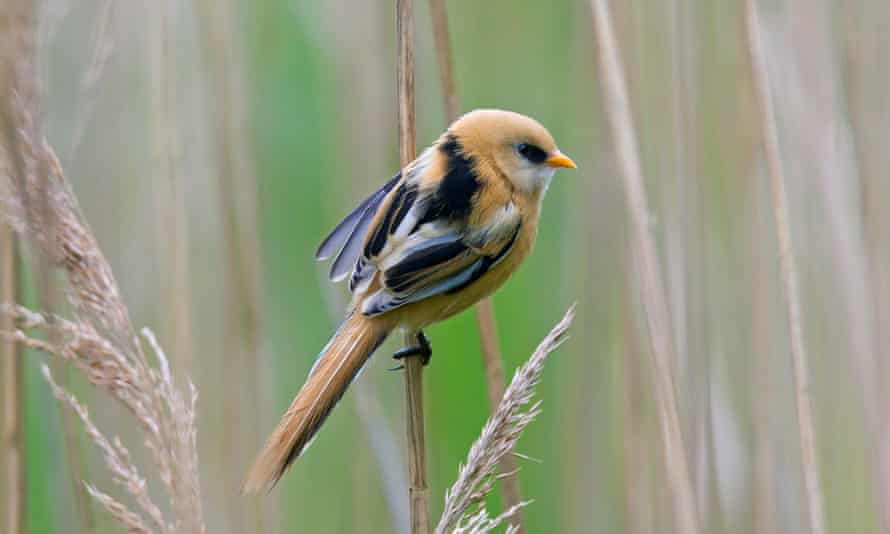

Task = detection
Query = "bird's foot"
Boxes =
[390,331,433,370]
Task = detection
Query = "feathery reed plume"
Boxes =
[745,2,827,533]
[588,0,700,531]
[0,307,205,533]
[435,306,574,534]
[426,1,526,530]
[0,11,206,532]
[397,0,430,532]
[1,223,23,534]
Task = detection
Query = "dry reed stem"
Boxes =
[787,1,885,528]
[0,11,26,500]
[404,345,431,534]
[426,1,525,530]
[436,306,575,534]
[428,0,459,123]
[588,0,700,532]
[397,0,430,532]
[1,224,23,534]
[744,2,827,533]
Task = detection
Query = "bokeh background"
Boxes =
[2,0,889,532]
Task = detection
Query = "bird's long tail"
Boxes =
[243,312,390,493]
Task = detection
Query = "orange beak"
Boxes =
[545,151,577,169]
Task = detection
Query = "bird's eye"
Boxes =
[516,143,547,164]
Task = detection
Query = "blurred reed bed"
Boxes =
[2,0,890,532]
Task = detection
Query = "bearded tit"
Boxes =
[244,109,576,492]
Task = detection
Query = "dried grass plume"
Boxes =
[435,305,575,534]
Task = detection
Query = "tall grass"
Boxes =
[745,1,826,531]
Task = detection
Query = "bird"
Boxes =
[243,109,576,493]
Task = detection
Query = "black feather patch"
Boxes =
[385,239,468,288]
[445,222,521,294]
[365,183,417,258]
[414,135,481,229]
[390,187,418,233]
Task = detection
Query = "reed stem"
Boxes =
[397,1,430,532]
[744,2,827,532]
[1,225,23,534]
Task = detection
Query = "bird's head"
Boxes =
[447,109,576,193]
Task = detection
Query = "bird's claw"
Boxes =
[392,331,432,366]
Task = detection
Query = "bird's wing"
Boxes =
[350,143,521,315]
[359,214,521,316]
[316,174,401,281]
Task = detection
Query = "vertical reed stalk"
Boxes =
[426,1,525,530]
[397,1,429,532]
[745,2,827,533]
[588,0,699,531]
[1,225,23,534]
[1,11,27,531]
[428,0,458,123]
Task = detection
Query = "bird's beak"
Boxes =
[545,151,577,169]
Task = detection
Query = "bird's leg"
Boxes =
[392,330,433,367]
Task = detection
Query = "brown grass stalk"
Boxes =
[588,0,700,532]
[426,1,525,530]
[744,2,827,532]
[436,306,575,534]
[428,0,459,123]
[1,224,23,534]
[0,12,27,534]
[397,0,430,532]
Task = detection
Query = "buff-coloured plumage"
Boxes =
[243,109,576,493]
